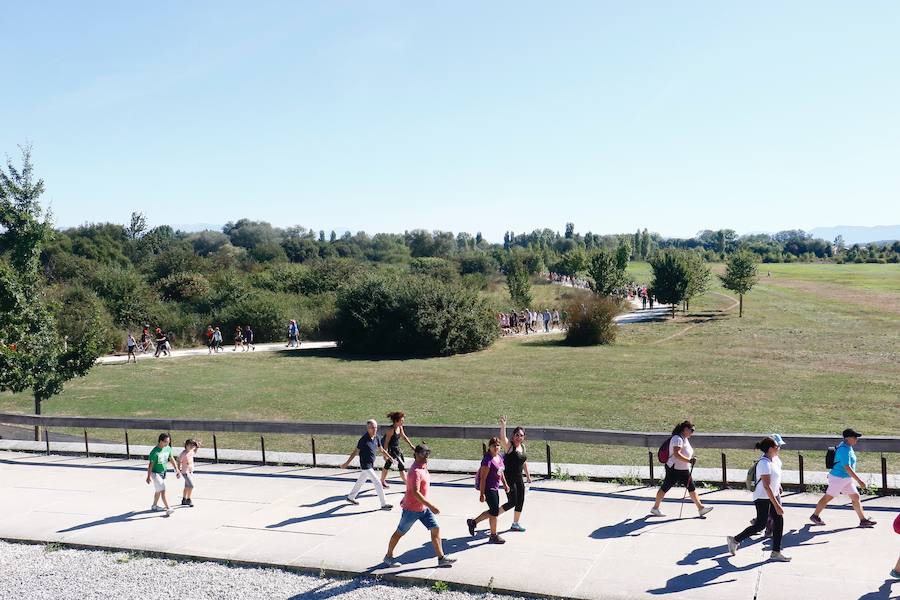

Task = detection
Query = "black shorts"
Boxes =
[660,465,695,492]
[484,489,500,517]
[384,449,406,472]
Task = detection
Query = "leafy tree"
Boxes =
[410,257,458,281]
[649,251,689,318]
[0,147,104,438]
[615,240,630,271]
[640,228,651,259]
[565,222,575,240]
[587,249,625,296]
[682,251,711,311]
[504,257,532,308]
[719,250,758,317]
[127,211,147,239]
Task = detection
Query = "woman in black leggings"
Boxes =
[727,436,791,562]
[499,416,532,531]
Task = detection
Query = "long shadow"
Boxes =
[590,516,681,539]
[647,557,768,595]
[273,347,428,363]
[785,523,857,547]
[678,538,764,566]
[267,505,379,528]
[57,509,163,532]
[370,534,488,575]
[857,578,899,600]
[287,578,361,599]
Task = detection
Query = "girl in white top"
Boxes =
[179,439,200,507]
[727,436,791,562]
[650,420,713,517]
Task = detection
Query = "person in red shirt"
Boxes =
[382,444,456,568]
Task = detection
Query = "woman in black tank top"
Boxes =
[498,416,532,532]
[380,411,415,488]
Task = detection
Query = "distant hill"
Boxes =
[808,225,900,245]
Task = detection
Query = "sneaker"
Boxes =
[769,551,791,562]
[650,507,665,517]
[698,506,714,517]
[180,499,188,506]
[383,555,400,567]
[151,505,163,512]
[489,534,506,545]
[809,514,825,526]
[165,508,174,516]
[380,504,393,511]
[467,518,476,537]
[187,500,194,507]
[345,496,359,505]
[859,518,877,528]
[726,536,738,556]
[382,481,390,488]
[437,556,457,567]
[890,569,900,579]
[510,522,526,532]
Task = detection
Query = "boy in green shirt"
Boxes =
[146,433,181,516]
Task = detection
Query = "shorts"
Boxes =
[183,472,195,489]
[825,474,859,497]
[484,489,501,517]
[384,449,406,472]
[396,508,438,534]
[151,472,167,492]
[660,465,695,493]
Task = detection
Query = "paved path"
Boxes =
[1,451,897,600]
[98,341,337,365]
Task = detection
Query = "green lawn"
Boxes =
[1,263,897,473]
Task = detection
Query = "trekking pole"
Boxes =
[679,459,696,519]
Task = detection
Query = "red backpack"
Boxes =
[657,436,674,464]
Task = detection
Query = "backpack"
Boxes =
[657,436,674,464]
[746,459,762,492]
[825,446,836,469]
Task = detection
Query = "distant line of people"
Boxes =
[498,308,565,335]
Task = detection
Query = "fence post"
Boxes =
[882,456,888,495]
[648,450,654,483]
[798,454,805,491]
[546,443,552,479]
[84,430,89,458]
[213,434,219,464]
[125,430,131,460]
[261,436,267,466]
[311,437,317,467]
[45,429,50,456]
[720,452,727,488]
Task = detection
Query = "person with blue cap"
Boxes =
[810,428,877,528]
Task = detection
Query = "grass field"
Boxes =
[1,263,898,473]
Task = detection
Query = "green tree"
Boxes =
[719,250,758,317]
[649,251,689,318]
[504,257,532,308]
[615,239,630,272]
[0,147,104,438]
[682,251,711,311]
[127,211,147,239]
[587,249,625,296]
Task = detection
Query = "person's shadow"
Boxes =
[370,535,487,575]
[678,538,764,566]
[857,578,898,600]
[57,509,165,532]
[268,505,379,529]
[647,556,768,595]
[590,516,681,540]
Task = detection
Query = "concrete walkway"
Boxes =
[1,451,897,599]
[97,341,337,365]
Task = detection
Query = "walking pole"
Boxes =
[679,459,696,519]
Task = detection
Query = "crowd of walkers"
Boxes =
[498,308,565,335]
[547,272,660,308]
[140,418,897,578]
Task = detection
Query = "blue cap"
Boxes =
[770,434,787,447]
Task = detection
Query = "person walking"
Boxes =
[233,326,243,351]
[213,327,223,353]
[380,411,415,488]
[650,421,714,518]
[153,328,168,358]
[542,308,552,332]
[382,444,457,568]
[206,326,214,355]
[497,416,532,531]
[341,419,393,510]
[126,332,137,364]
[810,428,877,528]
[243,325,255,351]
[466,437,510,544]
[179,439,200,507]
[727,436,791,562]
[146,433,181,516]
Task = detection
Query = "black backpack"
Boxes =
[825,446,836,469]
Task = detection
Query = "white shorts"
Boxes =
[151,472,167,492]
[183,472,195,489]
[825,474,858,497]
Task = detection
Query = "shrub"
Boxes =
[409,257,458,281]
[48,285,119,353]
[563,295,621,346]
[334,273,498,356]
[158,272,210,302]
[88,266,158,327]
[212,290,291,343]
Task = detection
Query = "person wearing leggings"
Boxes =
[727,436,791,562]
[498,416,532,531]
[466,437,509,544]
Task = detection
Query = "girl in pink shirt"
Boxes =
[179,439,200,507]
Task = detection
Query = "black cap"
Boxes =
[414,444,431,457]
[842,428,862,439]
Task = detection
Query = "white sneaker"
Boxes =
[770,551,791,562]
[151,505,163,511]
[698,506,714,517]
[165,508,174,516]
[650,507,665,517]
[726,536,738,556]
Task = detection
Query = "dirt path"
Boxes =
[651,291,739,345]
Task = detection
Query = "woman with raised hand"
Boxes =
[497,416,532,532]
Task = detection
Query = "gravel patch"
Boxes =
[0,540,528,600]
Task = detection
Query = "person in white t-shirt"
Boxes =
[650,420,713,517]
[727,436,791,562]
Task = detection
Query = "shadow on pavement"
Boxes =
[372,535,488,575]
[647,557,768,595]
[57,509,164,532]
[590,516,681,539]
[856,578,899,600]
[268,506,379,528]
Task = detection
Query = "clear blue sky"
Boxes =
[3,2,899,241]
